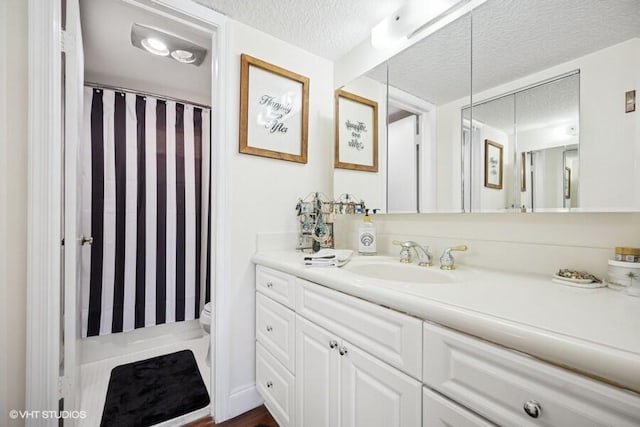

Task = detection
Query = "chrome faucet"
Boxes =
[439,245,468,270]
[392,240,433,266]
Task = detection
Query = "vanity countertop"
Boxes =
[252,250,640,394]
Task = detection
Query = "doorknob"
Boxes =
[81,236,93,246]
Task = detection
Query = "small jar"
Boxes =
[614,247,640,263]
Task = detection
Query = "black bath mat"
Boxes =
[101,349,210,427]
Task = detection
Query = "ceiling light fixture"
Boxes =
[170,49,196,64]
[131,23,208,66]
[371,0,470,49]
[141,37,169,56]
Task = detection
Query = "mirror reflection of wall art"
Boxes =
[520,152,527,192]
[484,139,503,189]
[564,167,572,199]
[239,54,309,163]
[626,90,636,113]
[335,89,378,172]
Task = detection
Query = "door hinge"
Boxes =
[58,376,72,399]
[60,30,75,53]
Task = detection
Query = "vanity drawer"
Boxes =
[256,265,296,309]
[256,292,295,373]
[296,278,422,379]
[256,342,295,427]
[423,387,495,427]
[423,322,640,427]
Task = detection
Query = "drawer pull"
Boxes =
[329,340,338,349]
[266,381,273,388]
[339,346,348,356]
[523,400,542,418]
[266,281,273,288]
[266,325,273,332]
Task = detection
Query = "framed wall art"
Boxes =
[334,89,378,172]
[564,167,572,199]
[239,54,309,163]
[484,139,503,189]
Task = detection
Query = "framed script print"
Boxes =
[239,54,309,163]
[334,90,378,172]
[484,139,503,189]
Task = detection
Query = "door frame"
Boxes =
[387,86,436,212]
[26,0,231,422]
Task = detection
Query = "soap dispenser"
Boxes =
[358,209,377,255]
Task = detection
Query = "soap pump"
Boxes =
[358,209,377,255]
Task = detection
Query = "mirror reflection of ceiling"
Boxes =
[471,75,579,133]
[367,0,640,105]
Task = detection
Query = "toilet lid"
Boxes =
[203,302,212,313]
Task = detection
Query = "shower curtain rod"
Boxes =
[84,81,212,110]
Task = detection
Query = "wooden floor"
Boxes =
[184,405,278,427]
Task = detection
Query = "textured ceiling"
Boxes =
[81,0,211,105]
[470,74,580,133]
[195,0,405,60]
[367,0,640,106]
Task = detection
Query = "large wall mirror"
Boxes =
[334,0,640,213]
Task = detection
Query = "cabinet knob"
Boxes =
[266,325,273,332]
[266,282,273,288]
[266,381,273,388]
[329,340,338,349]
[81,235,93,246]
[523,400,541,418]
[339,346,348,356]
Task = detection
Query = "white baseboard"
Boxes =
[225,383,263,421]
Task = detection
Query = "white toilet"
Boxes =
[199,302,213,366]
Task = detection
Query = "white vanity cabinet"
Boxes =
[423,322,640,427]
[256,266,422,427]
[255,263,640,427]
[256,266,297,426]
[422,387,495,427]
[296,316,422,427]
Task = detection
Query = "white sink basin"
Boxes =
[345,258,456,284]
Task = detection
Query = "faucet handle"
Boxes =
[440,245,468,270]
[393,240,413,263]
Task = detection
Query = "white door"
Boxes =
[388,115,418,213]
[295,316,341,427]
[341,342,422,427]
[62,0,84,417]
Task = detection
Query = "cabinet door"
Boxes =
[423,387,495,427]
[341,342,422,427]
[295,316,341,427]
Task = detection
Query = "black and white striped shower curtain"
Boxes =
[81,87,211,337]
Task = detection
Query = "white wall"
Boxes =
[0,0,28,424]
[222,20,334,418]
[334,212,640,279]
[436,38,640,212]
[334,76,387,211]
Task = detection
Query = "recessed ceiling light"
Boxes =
[141,37,169,56]
[131,23,208,66]
[171,49,196,64]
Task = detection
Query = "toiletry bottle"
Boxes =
[358,209,377,255]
